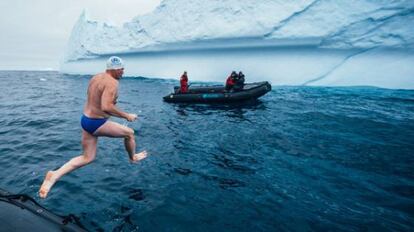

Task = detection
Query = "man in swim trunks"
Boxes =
[39,56,147,199]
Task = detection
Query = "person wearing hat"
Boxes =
[233,71,245,91]
[225,71,237,91]
[39,56,148,199]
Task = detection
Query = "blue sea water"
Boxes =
[0,70,413,231]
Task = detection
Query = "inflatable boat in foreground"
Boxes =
[0,188,87,231]
[163,81,271,103]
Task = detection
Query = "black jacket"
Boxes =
[233,75,245,91]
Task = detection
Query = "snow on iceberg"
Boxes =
[61,0,414,89]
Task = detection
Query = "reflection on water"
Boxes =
[173,99,267,121]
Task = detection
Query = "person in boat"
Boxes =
[233,71,245,91]
[225,71,238,91]
[39,56,148,199]
[180,71,189,93]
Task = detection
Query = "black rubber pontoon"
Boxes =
[163,81,271,103]
[0,188,87,232]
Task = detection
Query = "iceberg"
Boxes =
[61,0,414,89]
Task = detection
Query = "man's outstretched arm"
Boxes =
[101,85,131,119]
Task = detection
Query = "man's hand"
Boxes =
[126,113,138,122]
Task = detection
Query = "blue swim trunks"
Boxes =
[81,114,108,134]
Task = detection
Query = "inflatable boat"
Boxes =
[0,188,87,231]
[163,81,271,103]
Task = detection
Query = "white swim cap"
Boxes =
[106,56,124,70]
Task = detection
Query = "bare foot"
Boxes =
[39,171,56,199]
[130,150,148,163]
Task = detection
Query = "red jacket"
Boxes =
[226,75,235,86]
[180,74,188,93]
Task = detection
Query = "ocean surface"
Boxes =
[0,70,413,231]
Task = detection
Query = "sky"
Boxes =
[0,0,161,70]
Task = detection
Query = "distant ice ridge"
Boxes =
[64,0,414,61]
[61,0,414,89]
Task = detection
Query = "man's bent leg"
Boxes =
[39,130,98,198]
[94,121,147,162]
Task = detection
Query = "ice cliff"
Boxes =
[61,0,414,89]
